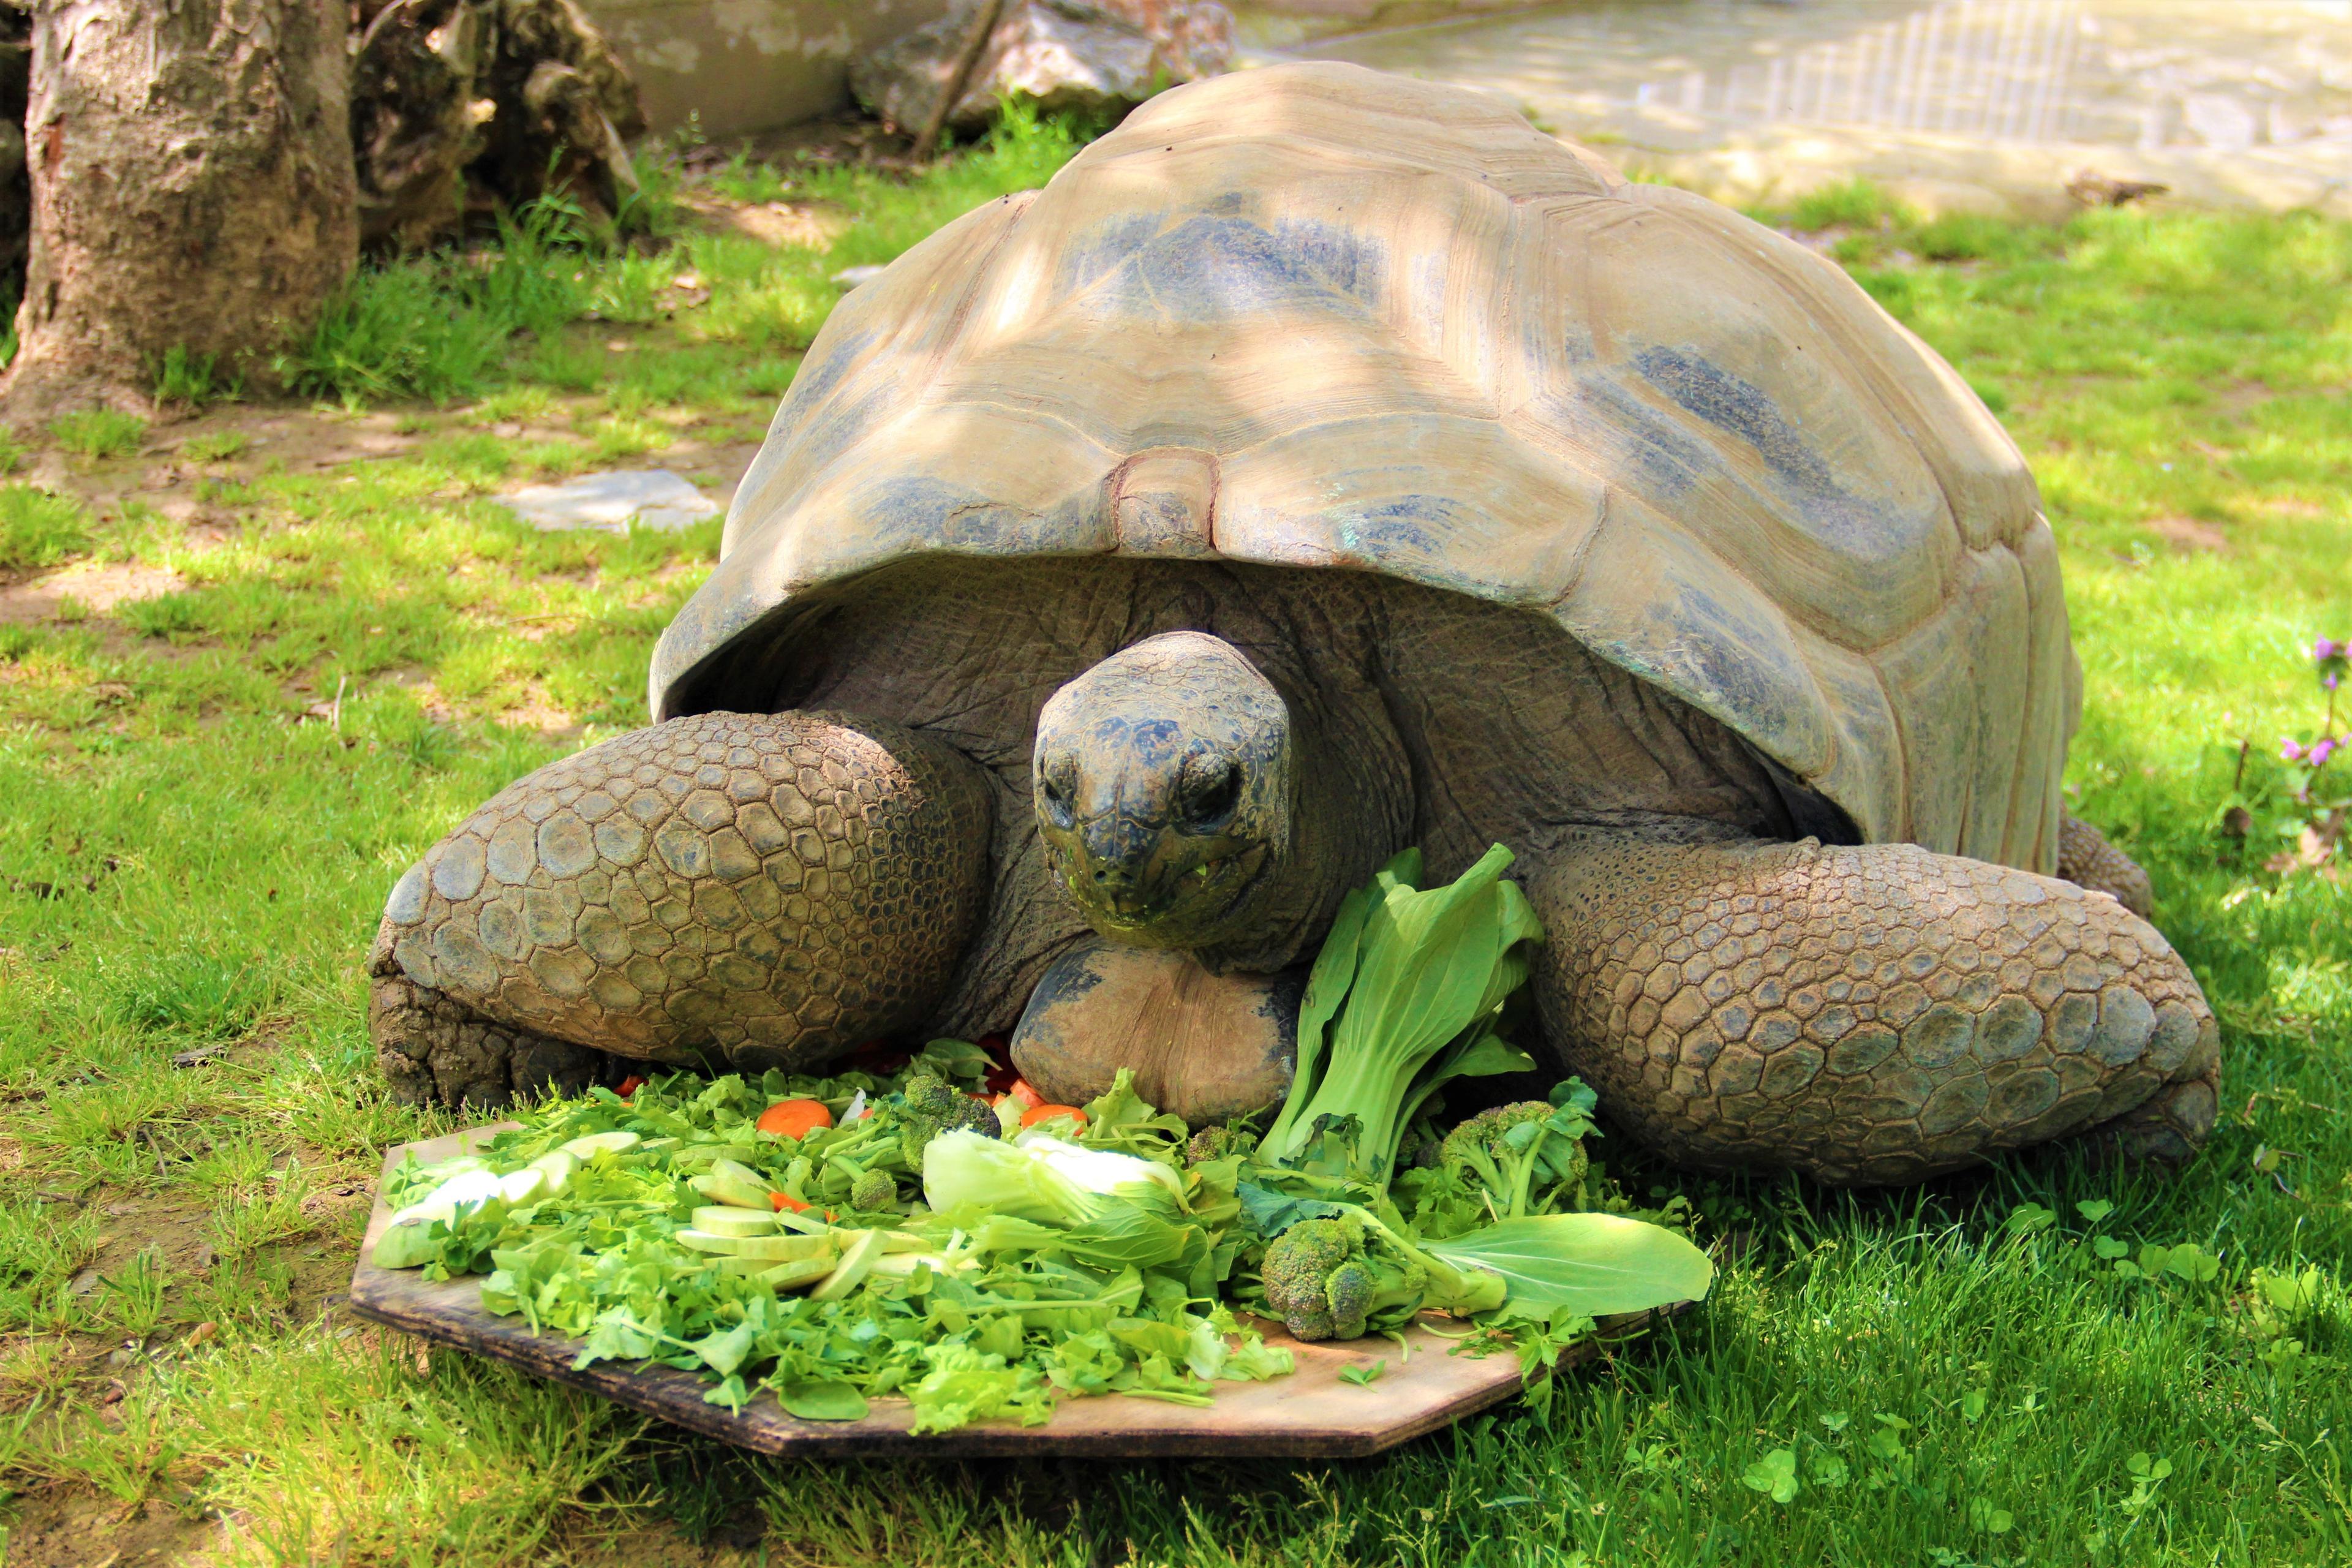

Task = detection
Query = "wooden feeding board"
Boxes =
[346,1128,1687,1459]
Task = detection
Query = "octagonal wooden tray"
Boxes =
[346,1126,1689,1458]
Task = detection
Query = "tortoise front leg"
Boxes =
[1521,827,2219,1186]
[371,710,992,1108]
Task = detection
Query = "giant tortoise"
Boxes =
[370,62,2218,1186]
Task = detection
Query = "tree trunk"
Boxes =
[0,7,31,314]
[1,0,356,419]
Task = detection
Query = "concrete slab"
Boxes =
[502,470,723,533]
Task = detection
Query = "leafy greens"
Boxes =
[369,844,1713,1433]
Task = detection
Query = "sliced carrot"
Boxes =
[756,1098,834,1139]
[769,1191,810,1213]
[615,1075,647,1099]
[1003,1078,1043,1110]
[1022,1102,1087,1131]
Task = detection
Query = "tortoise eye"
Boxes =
[1182,758,1242,830]
[1038,766,1077,826]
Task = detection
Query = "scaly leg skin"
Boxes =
[2056,812,2155,919]
[370,963,622,1109]
[371,709,993,1108]
[1524,827,2220,1186]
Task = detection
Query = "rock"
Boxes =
[2067,171,2171,209]
[501,470,720,533]
[853,0,1234,138]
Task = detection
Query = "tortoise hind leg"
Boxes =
[1519,826,2219,1186]
[2056,813,2155,918]
[371,709,993,1107]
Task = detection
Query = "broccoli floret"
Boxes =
[848,1167,899,1212]
[1260,1218,1361,1341]
[1439,1102,1548,1167]
[1322,1254,1425,1340]
[903,1076,1001,1139]
[941,1098,1003,1139]
[897,1074,1001,1173]
[900,1075,974,1123]
[1439,1100,1589,1218]
[1259,1210,1480,1341]
[1185,1123,1253,1164]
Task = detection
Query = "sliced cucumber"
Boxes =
[728,1231,837,1264]
[673,1229,744,1255]
[525,1150,579,1193]
[387,1167,505,1227]
[810,1228,886,1301]
[496,1167,548,1206]
[560,1130,641,1160]
[692,1206,779,1237]
[371,1223,443,1270]
[746,1255,839,1290]
[690,1158,775,1209]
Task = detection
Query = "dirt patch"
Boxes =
[2262,496,2329,521]
[682,194,849,252]
[0,561,184,625]
[656,437,766,511]
[0,1488,227,1567]
[20,405,429,540]
[27,405,422,485]
[65,1196,219,1283]
[2218,380,2278,418]
[2144,516,2230,552]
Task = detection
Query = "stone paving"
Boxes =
[1269,0,2352,216]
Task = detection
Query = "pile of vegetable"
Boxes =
[372,846,1713,1433]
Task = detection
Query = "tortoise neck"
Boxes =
[1195,663,1415,975]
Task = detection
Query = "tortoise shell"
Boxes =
[650,61,2075,873]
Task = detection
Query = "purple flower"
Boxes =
[2283,739,2306,763]
[2313,737,2340,767]
[2313,637,2349,691]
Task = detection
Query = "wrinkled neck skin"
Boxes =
[1033,630,1411,974]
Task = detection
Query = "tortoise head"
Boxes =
[1033,631,1292,951]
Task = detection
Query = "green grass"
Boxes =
[48,408,146,462]
[0,484,91,575]
[178,431,251,464]
[1,146,2349,1562]
[152,345,236,409]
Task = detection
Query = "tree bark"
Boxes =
[1,0,357,420]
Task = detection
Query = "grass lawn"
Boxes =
[0,118,2347,1566]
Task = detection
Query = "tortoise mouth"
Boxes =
[1055,834,1275,946]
